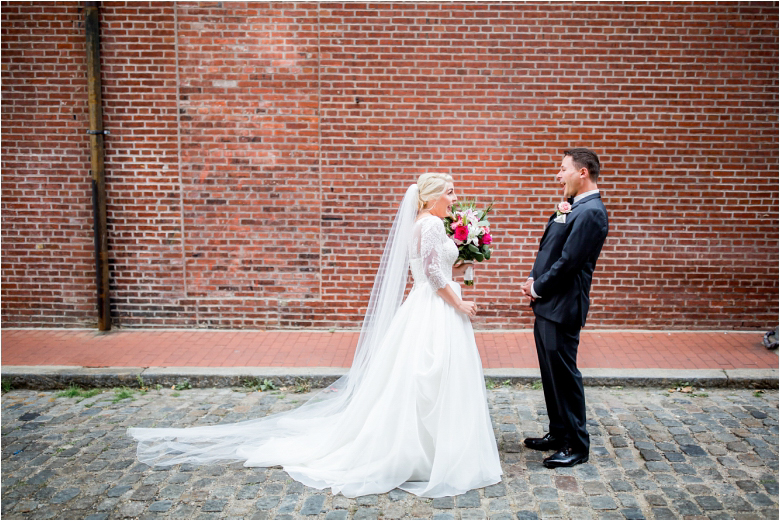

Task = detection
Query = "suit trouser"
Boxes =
[533,314,589,453]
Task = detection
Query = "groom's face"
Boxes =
[557,156,584,199]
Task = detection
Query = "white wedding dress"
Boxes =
[129,188,502,498]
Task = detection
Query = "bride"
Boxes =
[128,173,502,498]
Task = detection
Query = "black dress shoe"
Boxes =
[543,446,589,468]
[523,433,565,452]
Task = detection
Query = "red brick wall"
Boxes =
[2,1,777,330]
[1,2,95,326]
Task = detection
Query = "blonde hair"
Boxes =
[416,172,453,212]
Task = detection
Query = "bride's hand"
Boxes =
[459,300,477,317]
[453,261,468,277]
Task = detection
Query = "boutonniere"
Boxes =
[554,201,571,223]
[556,201,572,216]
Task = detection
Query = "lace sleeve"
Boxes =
[420,217,449,290]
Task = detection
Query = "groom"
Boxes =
[520,148,609,468]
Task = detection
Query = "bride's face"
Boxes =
[428,183,456,218]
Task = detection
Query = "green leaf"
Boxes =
[467,244,479,254]
[475,253,484,262]
[483,249,491,260]
[478,202,494,219]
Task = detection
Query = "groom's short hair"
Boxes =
[564,148,600,181]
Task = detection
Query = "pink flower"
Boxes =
[557,201,571,214]
[479,233,492,246]
[454,225,469,241]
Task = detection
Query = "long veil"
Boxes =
[128,184,420,467]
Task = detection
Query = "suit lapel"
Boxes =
[544,214,555,230]
[541,193,600,244]
[540,214,556,244]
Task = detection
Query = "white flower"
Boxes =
[467,222,481,244]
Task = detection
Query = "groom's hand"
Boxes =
[521,278,535,303]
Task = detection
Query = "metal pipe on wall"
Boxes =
[85,1,110,331]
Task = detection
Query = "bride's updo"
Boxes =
[416,173,453,212]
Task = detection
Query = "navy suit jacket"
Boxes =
[530,193,608,329]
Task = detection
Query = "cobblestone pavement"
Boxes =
[2,385,778,520]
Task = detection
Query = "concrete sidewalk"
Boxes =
[1,328,777,389]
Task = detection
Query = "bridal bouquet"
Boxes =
[443,201,494,286]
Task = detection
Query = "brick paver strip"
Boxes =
[0,329,776,369]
